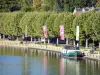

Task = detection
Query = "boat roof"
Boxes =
[63,45,76,50]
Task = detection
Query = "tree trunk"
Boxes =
[66,38,68,45]
[38,37,40,43]
[44,38,45,44]
[85,38,88,48]
[17,37,18,41]
[0,34,1,39]
[39,37,41,41]
[31,37,32,42]
[3,34,5,39]
[34,38,36,43]
[99,42,100,50]
[73,40,75,47]
[48,38,50,44]
[56,38,58,46]
[22,36,24,40]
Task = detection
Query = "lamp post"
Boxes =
[25,24,28,75]
[42,25,47,48]
[93,39,94,48]
[25,25,28,43]
[76,26,79,50]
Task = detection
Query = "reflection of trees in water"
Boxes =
[43,56,47,75]
[0,46,24,56]
[0,62,22,67]
[85,59,100,75]
[24,48,27,75]
[0,47,100,75]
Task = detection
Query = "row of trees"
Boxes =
[0,11,100,48]
[0,0,100,12]
[0,0,21,12]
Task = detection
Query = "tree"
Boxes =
[72,11,94,47]
[41,0,56,11]
[53,13,64,37]
[63,0,84,12]
[0,13,4,34]
[12,12,24,36]
[84,11,96,48]
[34,12,50,37]
[32,0,41,11]
[0,12,24,40]
[21,0,33,11]
[74,0,84,8]
[0,0,21,12]
[0,0,8,12]
[19,12,37,36]
[45,12,58,37]
[96,0,100,7]
[84,0,97,7]
[62,13,75,44]
[92,12,100,49]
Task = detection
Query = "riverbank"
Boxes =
[84,53,100,61]
[0,40,100,61]
[0,40,62,52]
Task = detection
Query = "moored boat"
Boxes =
[61,45,85,59]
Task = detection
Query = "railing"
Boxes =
[85,52,100,60]
[0,40,100,60]
[0,41,62,52]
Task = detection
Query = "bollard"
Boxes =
[99,55,100,59]
[97,55,99,59]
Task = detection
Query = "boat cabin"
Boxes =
[62,45,85,57]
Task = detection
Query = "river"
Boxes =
[0,46,100,75]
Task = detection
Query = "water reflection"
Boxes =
[60,58,79,75]
[0,47,100,75]
[59,57,100,75]
[24,49,28,75]
[43,56,47,75]
[60,58,65,75]
[0,56,24,75]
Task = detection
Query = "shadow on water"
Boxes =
[0,46,100,75]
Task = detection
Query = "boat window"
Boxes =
[63,45,76,50]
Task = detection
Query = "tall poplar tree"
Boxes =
[41,0,56,11]
[21,0,33,11]
[0,0,21,12]
[32,0,41,10]
[96,0,100,7]
[92,12,100,49]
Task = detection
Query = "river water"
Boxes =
[0,47,100,75]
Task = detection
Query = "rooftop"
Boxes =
[73,7,100,15]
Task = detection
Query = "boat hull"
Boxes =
[61,54,84,60]
[61,50,85,59]
[62,57,84,60]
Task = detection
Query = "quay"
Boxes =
[84,53,100,61]
[0,40,62,57]
[0,41,62,52]
[0,40,100,61]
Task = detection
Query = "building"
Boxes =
[73,7,100,15]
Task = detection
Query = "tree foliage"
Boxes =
[34,12,50,37]
[0,0,98,12]
[96,0,100,7]
[0,0,21,12]
[63,13,75,39]
[84,11,96,39]
[0,11,100,46]
[41,0,56,11]
[0,12,24,36]
[45,12,58,37]
[92,12,100,41]
[53,13,64,36]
